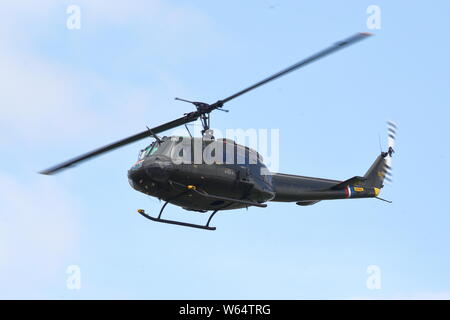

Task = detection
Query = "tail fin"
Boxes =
[364,154,388,189]
[364,120,397,189]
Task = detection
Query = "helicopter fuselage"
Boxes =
[127,136,275,211]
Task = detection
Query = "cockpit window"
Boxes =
[138,143,155,160]
[137,141,173,160]
[147,145,158,156]
[138,149,146,160]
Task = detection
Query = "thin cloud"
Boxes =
[0,0,221,146]
[0,173,81,298]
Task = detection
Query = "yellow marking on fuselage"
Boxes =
[374,188,380,197]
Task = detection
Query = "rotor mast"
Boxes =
[174,97,227,135]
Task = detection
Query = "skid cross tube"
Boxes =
[138,210,217,231]
[205,203,233,228]
[137,183,267,230]
[137,188,219,230]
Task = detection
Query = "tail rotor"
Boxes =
[384,120,397,183]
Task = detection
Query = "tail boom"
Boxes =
[271,173,380,203]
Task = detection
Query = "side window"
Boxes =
[248,151,258,164]
[202,140,221,164]
[172,140,192,163]
[223,142,234,164]
[236,147,247,165]
[257,153,264,164]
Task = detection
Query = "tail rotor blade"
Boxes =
[384,120,397,183]
[387,120,397,150]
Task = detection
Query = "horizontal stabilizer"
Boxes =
[296,200,321,206]
[331,176,367,190]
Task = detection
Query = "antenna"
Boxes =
[184,124,193,139]
[146,126,162,144]
[375,196,393,204]
[378,133,382,153]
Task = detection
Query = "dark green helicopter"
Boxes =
[41,32,396,230]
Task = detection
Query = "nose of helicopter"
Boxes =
[128,158,174,190]
[127,165,145,190]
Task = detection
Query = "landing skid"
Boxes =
[137,208,218,231]
[136,183,266,231]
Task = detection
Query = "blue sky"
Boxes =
[1,0,449,299]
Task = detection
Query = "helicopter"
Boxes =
[40,32,397,231]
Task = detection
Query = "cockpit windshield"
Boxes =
[138,143,158,160]
[137,141,174,160]
[147,144,159,156]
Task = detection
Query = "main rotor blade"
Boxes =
[219,32,372,105]
[41,32,372,175]
[40,112,199,175]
